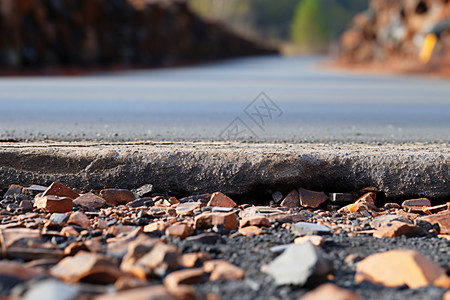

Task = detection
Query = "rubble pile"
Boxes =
[0,182,448,299]
[339,0,450,76]
[0,0,274,72]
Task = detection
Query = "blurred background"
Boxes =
[189,0,367,54]
[0,0,449,143]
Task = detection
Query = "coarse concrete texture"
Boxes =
[0,141,448,199]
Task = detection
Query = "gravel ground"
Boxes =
[0,181,448,300]
[167,227,449,300]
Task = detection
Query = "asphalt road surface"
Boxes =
[0,55,449,142]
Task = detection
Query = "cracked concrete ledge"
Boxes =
[0,141,448,199]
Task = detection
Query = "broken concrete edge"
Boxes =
[0,141,448,199]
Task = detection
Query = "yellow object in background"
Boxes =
[419,33,438,63]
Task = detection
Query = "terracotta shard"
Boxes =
[420,210,450,234]
[100,189,136,206]
[163,267,204,287]
[43,182,79,199]
[207,192,237,208]
[180,252,212,268]
[194,212,239,232]
[120,235,160,280]
[34,195,73,213]
[338,202,367,214]
[163,268,203,299]
[176,202,202,216]
[73,193,106,209]
[143,221,168,233]
[355,249,449,289]
[422,203,448,215]
[1,228,62,260]
[0,260,44,281]
[137,243,180,276]
[238,226,266,236]
[402,198,432,212]
[239,215,271,228]
[61,226,80,237]
[68,211,90,228]
[165,223,192,239]
[373,221,420,238]
[203,260,245,281]
[280,189,300,208]
[294,235,324,247]
[51,251,121,284]
[299,188,328,208]
[4,184,23,198]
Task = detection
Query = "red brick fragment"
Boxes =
[355,249,449,289]
[163,268,204,299]
[207,192,237,208]
[338,202,367,214]
[176,202,202,216]
[194,212,239,232]
[120,235,160,280]
[73,193,106,209]
[136,243,180,276]
[280,189,299,208]
[51,251,121,284]
[68,211,90,228]
[165,223,192,239]
[180,252,212,268]
[373,221,419,238]
[238,226,266,236]
[19,200,33,212]
[114,276,149,291]
[168,197,180,205]
[61,226,80,237]
[421,210,450,234]
[356,192,376,205]
[100,189,135,206]
[64,241,89,256]
[4,184,23,197]
[203,260,244,281]
[299,188,328,209]
[43,182,79,199]
[34,195,73,213]
[144,221,168,233]
[402,198,431,212]
[240,215,271,228]
[0,260,44,281]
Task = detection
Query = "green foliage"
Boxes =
[291,0,331,48]
[188,0,369,48]
[290,0,368,50]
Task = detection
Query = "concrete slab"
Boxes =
[0,141,448,199]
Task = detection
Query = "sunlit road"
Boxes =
[0,55,449,142]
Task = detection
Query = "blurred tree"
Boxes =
[247,0,300,40]
[291,0,331,51]
[290,0,368,52]
[188,0,368,51]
